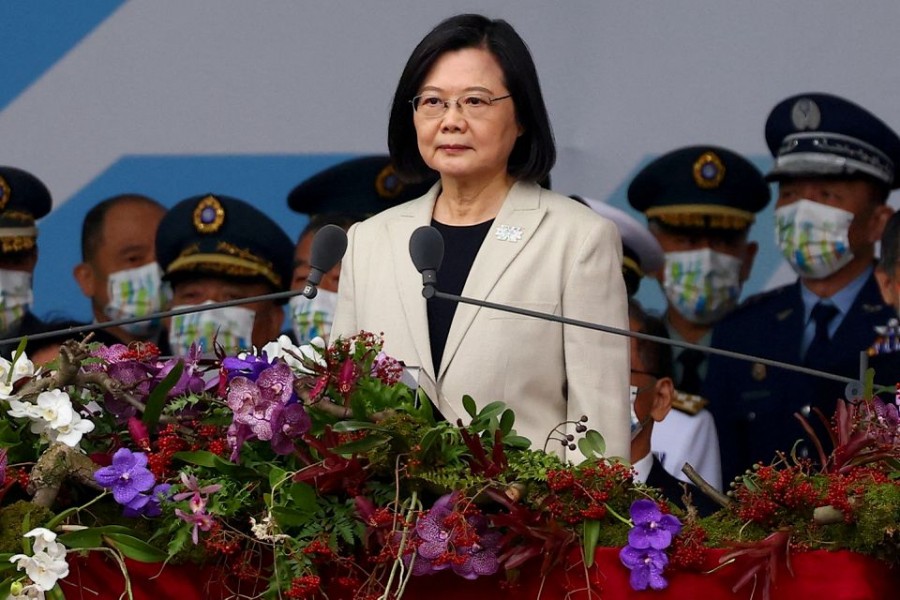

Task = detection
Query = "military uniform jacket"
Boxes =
[331,181,631,463]
[704,273,891,485]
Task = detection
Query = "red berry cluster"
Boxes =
[285,575,321,599]
[733,464,822,525]
[544,462,634,524]
[121,341,161,361]
[669,523,709,570]
[302,539,335,560]
[189,421,228,456]
[146,424,188,479]
[202,522,242,556]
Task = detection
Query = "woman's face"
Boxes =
[414,47,522,183]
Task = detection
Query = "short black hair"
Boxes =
[879,211,900,275]
[628,300,674,379]
[387,13,555,183]
[81,194,164,261]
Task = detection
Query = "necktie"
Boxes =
[677,349,705,395]
[803,302,839,367]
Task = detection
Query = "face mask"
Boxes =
[289,289,338,344]
[167,301,255,357]
[103,262,168,337]
[629,384,654,440]
[775,199,855,279]
[662,248,743,325]
[0,269,33,334]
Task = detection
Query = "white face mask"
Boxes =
[289,289,337,345]
[662,248,743,325]
[0,269,33,334]
[167,301,255,357]
[628,384,655,440]
[104,262,168,337]
[775,198,855,280]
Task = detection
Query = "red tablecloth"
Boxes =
[66,548,900,599]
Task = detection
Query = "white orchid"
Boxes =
[32,390,74,430]
[7,582,45,599]
[48,411,95,447]
[262,334,326,373]
[0,354,36,401]
[6,390,94,448]
[23,529,66,560]
[9,528,69,592]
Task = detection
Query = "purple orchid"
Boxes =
[619,545,670,590]
[175,508,216,544]
[222,353,271,382]
[872,397,900,445]
[406,493,500,580]
[627,499,683,550]
[123,483,172,518]
[93,448,156,505]
[172,472,221,544]
[225,362,309,455]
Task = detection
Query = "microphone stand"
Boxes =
[427,287,857,386]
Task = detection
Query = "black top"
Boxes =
[427,219,494,372]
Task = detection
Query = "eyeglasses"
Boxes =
[410,93,512,118]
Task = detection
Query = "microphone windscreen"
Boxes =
[309,224,349,273]
[409,226,444,273]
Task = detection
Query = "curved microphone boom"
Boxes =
[409,226,445,298]
[302,224,349,299]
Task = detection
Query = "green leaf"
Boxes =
[173,450,258,479]
[462,395,477,418]
[143,359,185,430]
[271,507,316,528]
[475,401,507,422]
[288,482,318,512]
[503,435,532,449]
[584,429,606,455]
[331,435,389,456]
[499,409,515,436]
[331,420,385,433]
[582,519,601,567]
[269,466,288,489]
[419,428,441,454]
[104,533,168,563]
[59,525,135,549]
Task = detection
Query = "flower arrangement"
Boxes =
[0,334,898,600]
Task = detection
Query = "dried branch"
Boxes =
[682,463,731,508]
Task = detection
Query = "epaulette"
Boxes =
[672,391,708,415]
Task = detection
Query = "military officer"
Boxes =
[156,193,294,356]
[627,146,770,398]
[285,155,436,344]
[705,93,898,485]
[580,196,723,491]
[0,166,52,358]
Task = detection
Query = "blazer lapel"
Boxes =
[438,181,547,377]
[387,187,439,380]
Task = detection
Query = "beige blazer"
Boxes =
[332,181,630,462]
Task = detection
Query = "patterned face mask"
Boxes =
[775,199,855,280]
[0,269,33,334]
[662,248,743,325]
[104,262,168,337]
[167,301,255,357]
[289,289,337,345]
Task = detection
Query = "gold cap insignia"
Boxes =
[193,195,225,234]
[751,362,766,381]
[0,175,9,212]
[375,164,404,200]
[693,152,726,189]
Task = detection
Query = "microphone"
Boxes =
[302,224,348,299]
[409,225,444,299]
[405,230,860,387]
